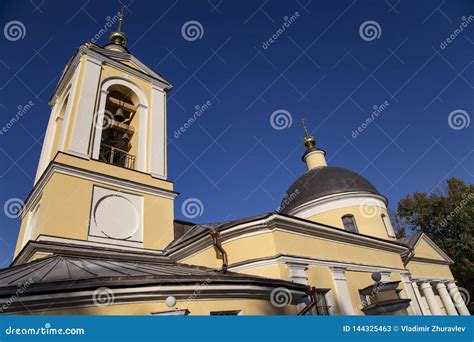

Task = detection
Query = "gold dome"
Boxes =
[109,31,127,46]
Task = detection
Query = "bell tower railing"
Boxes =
[99,144,136,169]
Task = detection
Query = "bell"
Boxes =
[122,132,130,143]
[121,132,131,149]
[114,107,125,122]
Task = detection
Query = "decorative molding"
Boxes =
[20,157,178,216]
[49,44,171,107]
[411,277,454,283]
[88,186,144,247]
[288,191,388,218]
[12,237,167,266]
[228,254,407,274]
[414,234,454,264]
[330,267,347,281]
[409,257,453,266]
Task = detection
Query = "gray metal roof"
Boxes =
[397,231,422,247]
[280,166,382,213]
[0,255,303,296]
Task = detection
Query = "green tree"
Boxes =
[396,178,474,295]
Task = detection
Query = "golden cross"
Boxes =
[300,118,310,137]
[117,6,125,32]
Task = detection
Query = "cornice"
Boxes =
[228,253,407,274]
[288,191,388,217]
[0,283,306,314]
[21,155,178,216]
[48,43,172,106]
[169,213,409,261]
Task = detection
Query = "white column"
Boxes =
[35,100,58,183]
[150,84,166,179]
[286,263,309,285]
[286,263,309,313]
[436,282,458,316]
[58,62,82,151]
[68,55,102,159]
[447,282,470,315]
[380,272,390,282]
[330,267,355,315]
[420,282,442,315]
[325,290,337,315]
[400,274,422,315]
[136,104,148,172]
[412,282,430,315]
[91,89,109,160]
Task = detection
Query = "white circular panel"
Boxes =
[94,195,139,240]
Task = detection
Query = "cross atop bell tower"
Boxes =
[108,6,127,48]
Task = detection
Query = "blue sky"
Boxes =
[0,0,473,265]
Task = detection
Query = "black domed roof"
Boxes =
[280,166,381,213]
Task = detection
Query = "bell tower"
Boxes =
[15,9,176,259]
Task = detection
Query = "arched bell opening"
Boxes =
[98,84,140,169]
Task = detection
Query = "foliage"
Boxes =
[396,178,474,294]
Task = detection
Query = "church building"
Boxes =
[0,10,469,316]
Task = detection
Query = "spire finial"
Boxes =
[109,6,127,47]
[301,118,311,137]
[300,118,316,149]
[117,6,125,32]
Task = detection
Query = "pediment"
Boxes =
[411,233,453,264]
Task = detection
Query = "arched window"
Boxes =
[342,215,358,233]
[381,214,395,237]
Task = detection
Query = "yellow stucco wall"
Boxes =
[307,205,394,240]
[182,230,404,270]
[15,154,175,256]
[413,238,446,261]
[405,262,454,280]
